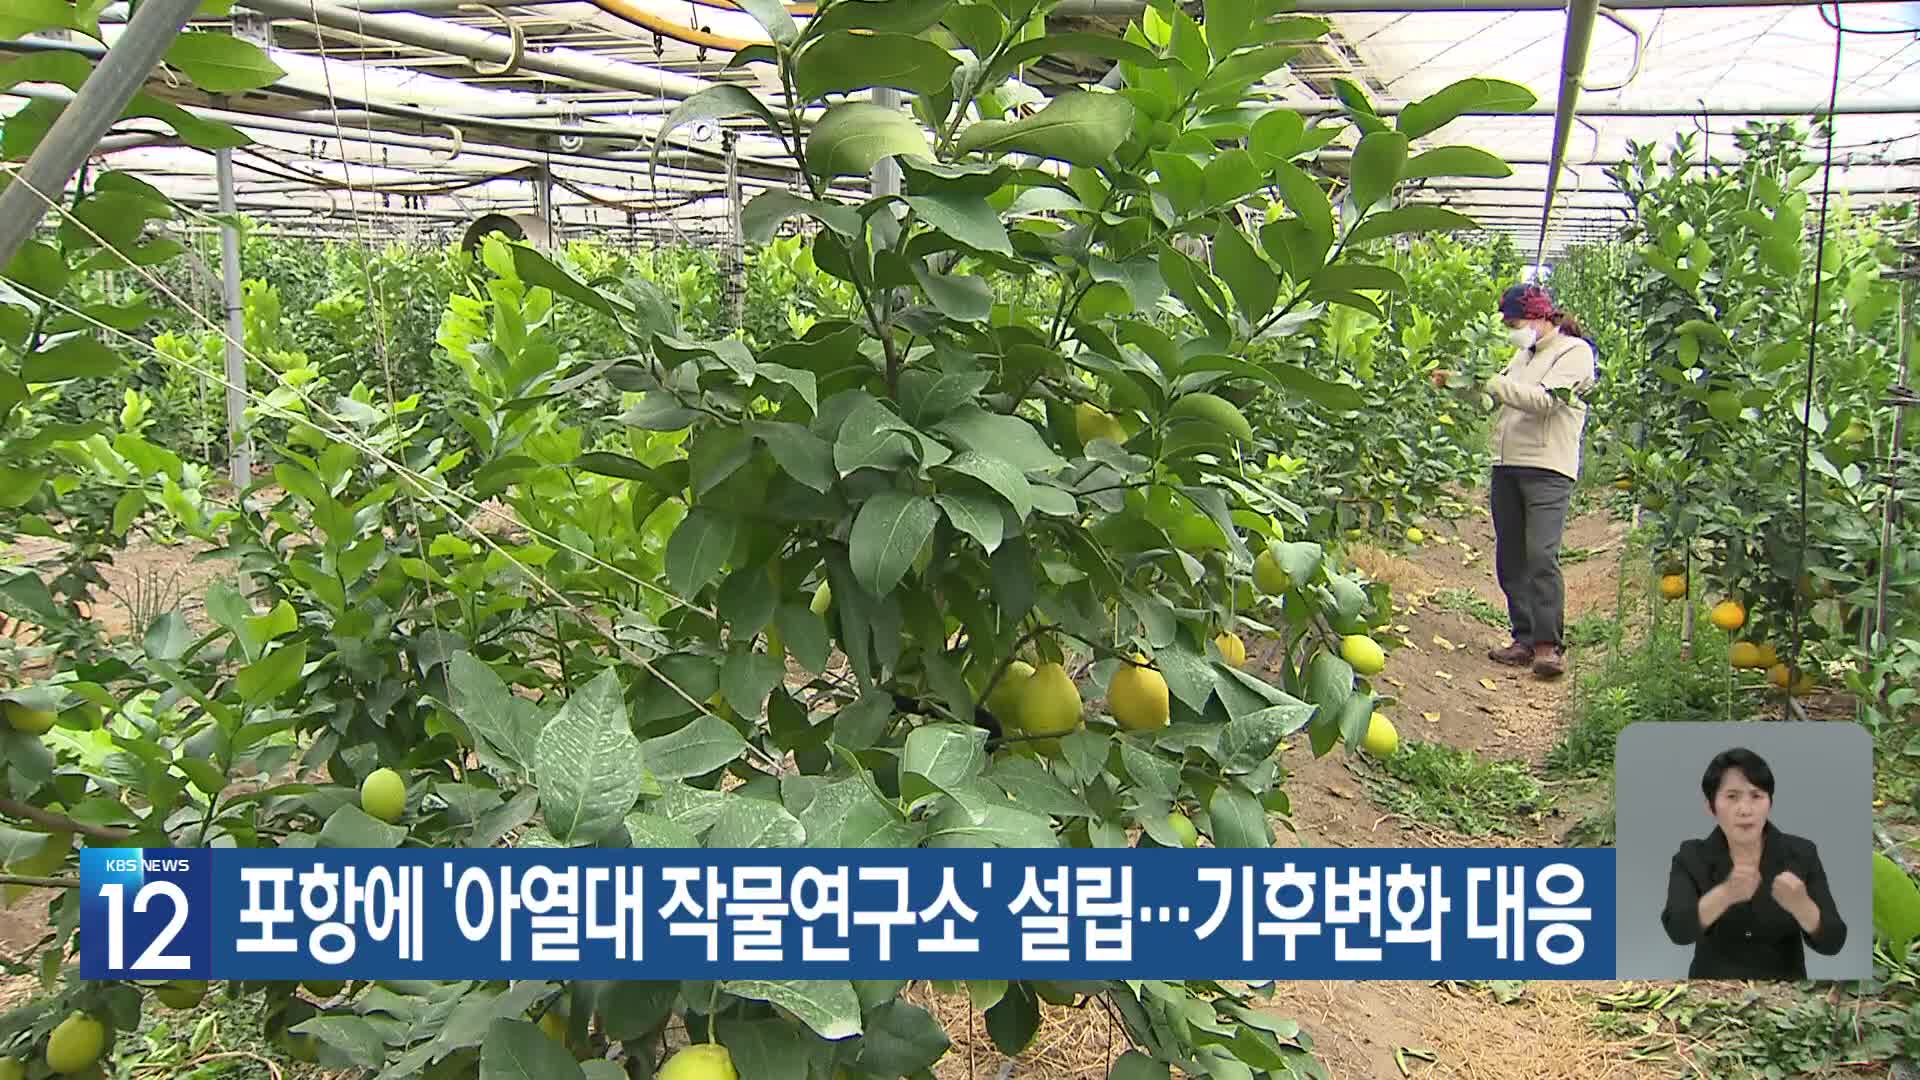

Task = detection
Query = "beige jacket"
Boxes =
[1484,332,1597,481]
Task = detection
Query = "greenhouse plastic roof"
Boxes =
[2,0,1916,261]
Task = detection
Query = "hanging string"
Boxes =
[1788,3,1846,722]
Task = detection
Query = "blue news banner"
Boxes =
[80,848,1615,982]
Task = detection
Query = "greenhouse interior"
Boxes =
[1,0,1919,1076]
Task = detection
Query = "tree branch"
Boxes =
[0,797,136,843]
[0,872,78,889]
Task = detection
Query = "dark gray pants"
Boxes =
[1491,465,1573,648]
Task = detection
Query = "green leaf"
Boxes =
[716,1018,816,1080]
[1201,149,1262,208]
[0,0,75,39]
[806,101,931,178]
[640,715,748,781]
[1397,77,1535,140]
[448,652,543,772]
[1269,364,1365,412]
[1271,541,1323,588]
[1403,146,1513,180]
[708,797,807,847]
[741,191,862,245]
[480,1019,586,1080]
[317,805,409,849]
[1111,1049,1173,1080]
[749,421,834,493]
[1305,650,1354,715]
[623,812,700,848]
[849,492,938,598]
[811,0,950,34]
[665,508,738,598]
[1337,690,1375,748]
[1209,782,1271,847]
[912,264,994,322]
[796,32,958,100]
[236,642,306,704]
[796,778,917,847]
[856,1001,951,1075]
[988,33,1168,86]
[736,0,800,44]
[1873,853,1920,955]
[1270,161,1332,237]
[924,802,1057,848]
[938,451,1034,520]
[1210,223,1278,321]
[1349,130,1408,212]
[535,670,648,845]
[1309,263,1407,296]
[21,337,121,383]
[936,493,1004,554]
[902,723,987,805]
[164,31,284,93]
[935,408,1065,474]
[905,193,1013,256]
[954,90,1134,167]
[1348,206,1480,244]
[726,980,862,1040]
[288,1016,389,1068]
[985,983,1041,1055]
[654,86,781,173]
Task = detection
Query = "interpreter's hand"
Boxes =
[1724,862,1762,902]
[1429,369,1453,390]
[1772,870,1810,910]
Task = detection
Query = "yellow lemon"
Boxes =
[1074,403,1127,447]
[1340,635,1386,676]
[1253,549,1288,595]
[1015,663,1083,738]
[658,1044,738,1080]
[359,768,406,824]
[1710,600,1746,632]
[4,702,56,735]
[539,1010,568,1044]
[1659,574,1687,600]
[1359,713,1399,757]
[1755,643,1778,668]
[1729,642,1763,669]
[1405,527,1424,544]
[1214,632,1247,668]
[1167,812,1200,848]
[986,660,1035,729]
[45,1013,105,1075]
[1107,658,1170,732]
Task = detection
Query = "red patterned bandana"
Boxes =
[1500,284,1557,321]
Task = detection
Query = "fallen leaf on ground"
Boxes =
[1434,670,1454,681]
[1479,677,1498,691]
[1422,712,1440,723]
[1432,635,1457,651]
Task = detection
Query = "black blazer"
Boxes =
[1661,821,1847,980]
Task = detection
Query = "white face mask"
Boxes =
[1508,326,1538,350]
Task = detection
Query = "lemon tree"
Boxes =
[1,0,1514,1075]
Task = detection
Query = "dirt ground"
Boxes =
[1,497,1677,1078]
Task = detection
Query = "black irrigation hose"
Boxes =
[1787,4,1847,722]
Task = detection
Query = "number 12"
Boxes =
[99,882,191,971]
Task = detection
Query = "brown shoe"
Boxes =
[1532,647,1566,679]
[1489,640,1532,666]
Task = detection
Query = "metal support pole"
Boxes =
[216,148,252,491]
[869,88,904,200]
[0,0,199,269]
[725,131,745,332]
[1537,0,1601,271]
[1874,255,1915,644]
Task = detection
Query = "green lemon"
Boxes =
[154,980,208,1009]
[658,1043,739,1080]
[1074,403,1127,447]
[810,581,832,617]
[1253,549,1288,595]
[1167,812,1200,848]
[986,660,1035,729]
[1166,393,1255,447]
[45,1012,105,1075]
[1359,713,1399,757]
[4,702,56,735]
[302,980,345,999]
[0,1056,24,1080]
[359,768,406,824]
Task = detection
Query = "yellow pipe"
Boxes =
[584,0,766,52]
